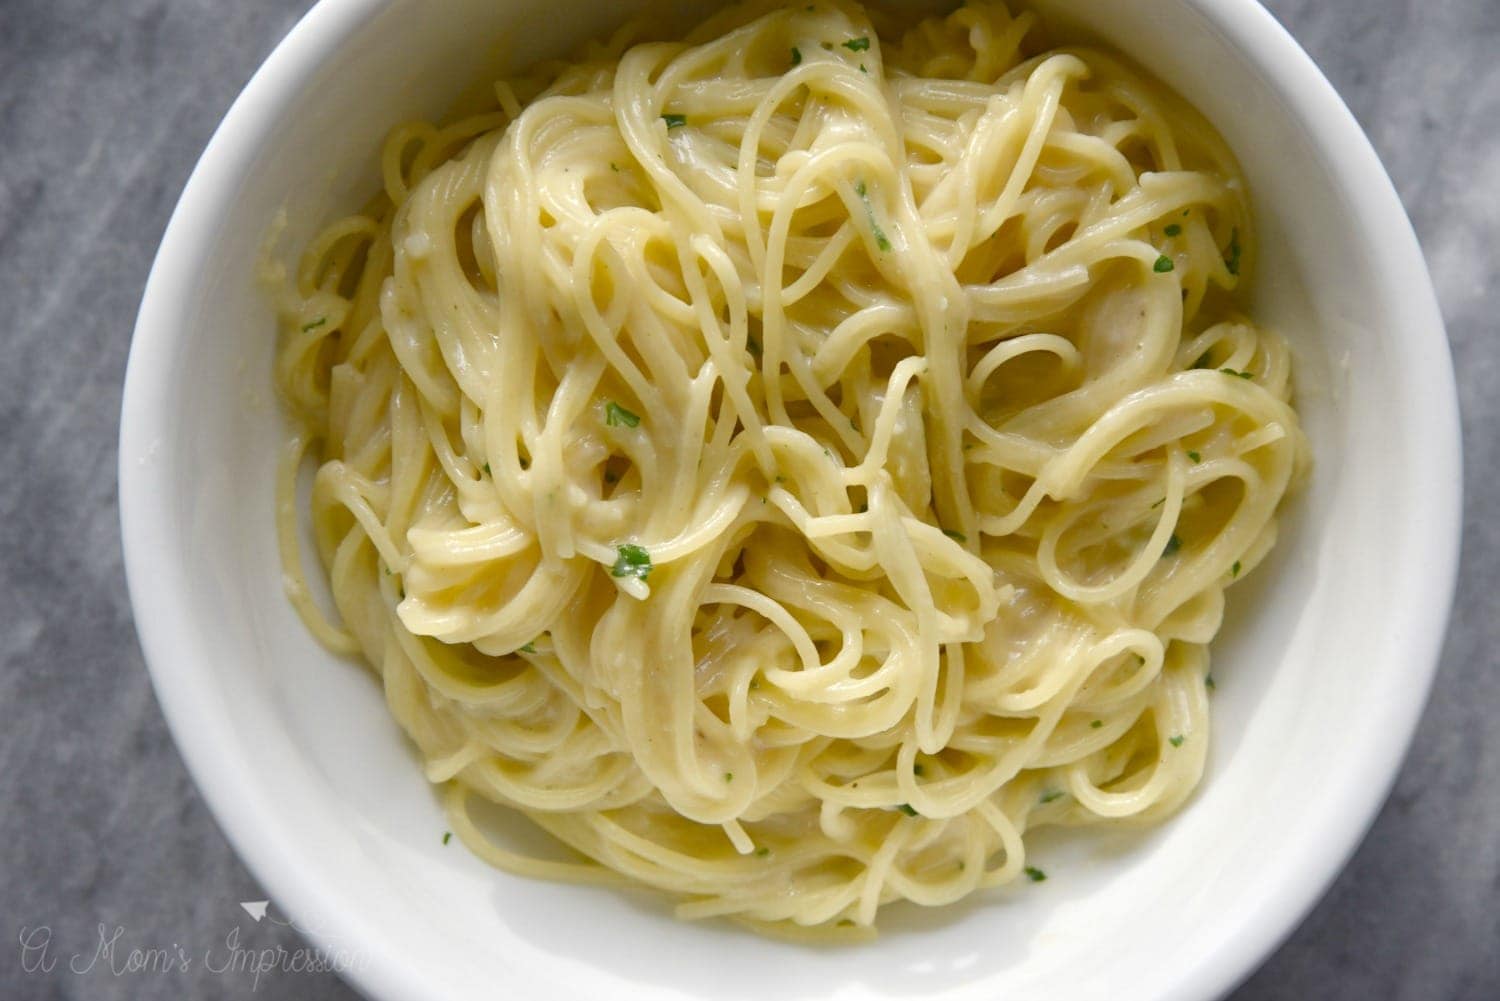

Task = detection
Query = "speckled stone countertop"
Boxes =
[1,1,1496,998]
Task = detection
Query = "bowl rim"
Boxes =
[118,0,1463,998]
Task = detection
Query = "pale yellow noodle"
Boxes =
[270,0,1308,933]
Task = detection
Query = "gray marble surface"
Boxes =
[1,0,1495,998]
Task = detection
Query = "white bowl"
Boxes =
[119,0,1462,998]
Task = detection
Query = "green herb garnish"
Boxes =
[1040,790,1064,804]
[442,831,452,845]
[1164,223,1182,237]
[1163,534,1182,557]
[1231,560,1241,578]
[725,772,734,782]
[1168,734,1185,747]
[1187,450,1201,463]
[605,401,641,428]
[483,462,491,475]
[518,640,537,654]
[755,846,770,856]
[895,803,918,817]
[301,317,327,332]
[661,113,687,129]
[1025,866,1047,882]
[1153,254,1175,273]
[1220,367,1254,379]
[611,543,653,580]
[843,36,871,51]
[1225,227,1242,275]
[942,528,967,543]
[1090,719,1103,729]
[853,180,892,251]
[913,763,925,777]
[1206,674,1217,690]
[791,46,802,66]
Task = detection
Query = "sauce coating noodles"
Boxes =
[272,0,1306,932]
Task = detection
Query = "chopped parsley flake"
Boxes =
[843,36,871,51]
[791,46,802,66]
[1220,367,1254,379]
[895,803,918,817]
[1187,450,1201,463]
[605,401,641,427]
[1025,866,1047,882]
[746,335,762,358]
[300,317,326,332]
[442,831,452,845]
[1163,533,1183,557]
[942,528,967,543]
[912,763,925,776]
[1191,352,1213,369]
[859,63,867,73]
[611,543,653,580]
[756,846,770,856]
[1231,560,1241,578]
[1168,734,1185,747]
[725,772,734,782]
[1040,789,1064,804]
[1226,228,1242,275]
[853,180,892,251]
[1154,254,1175,273]
[1206,674,1217,690]
[1090,719,1103,729]
[661,113,687,129]
[518,640,537,654]
[1164,223,1182,237]
[482,462,491,475]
